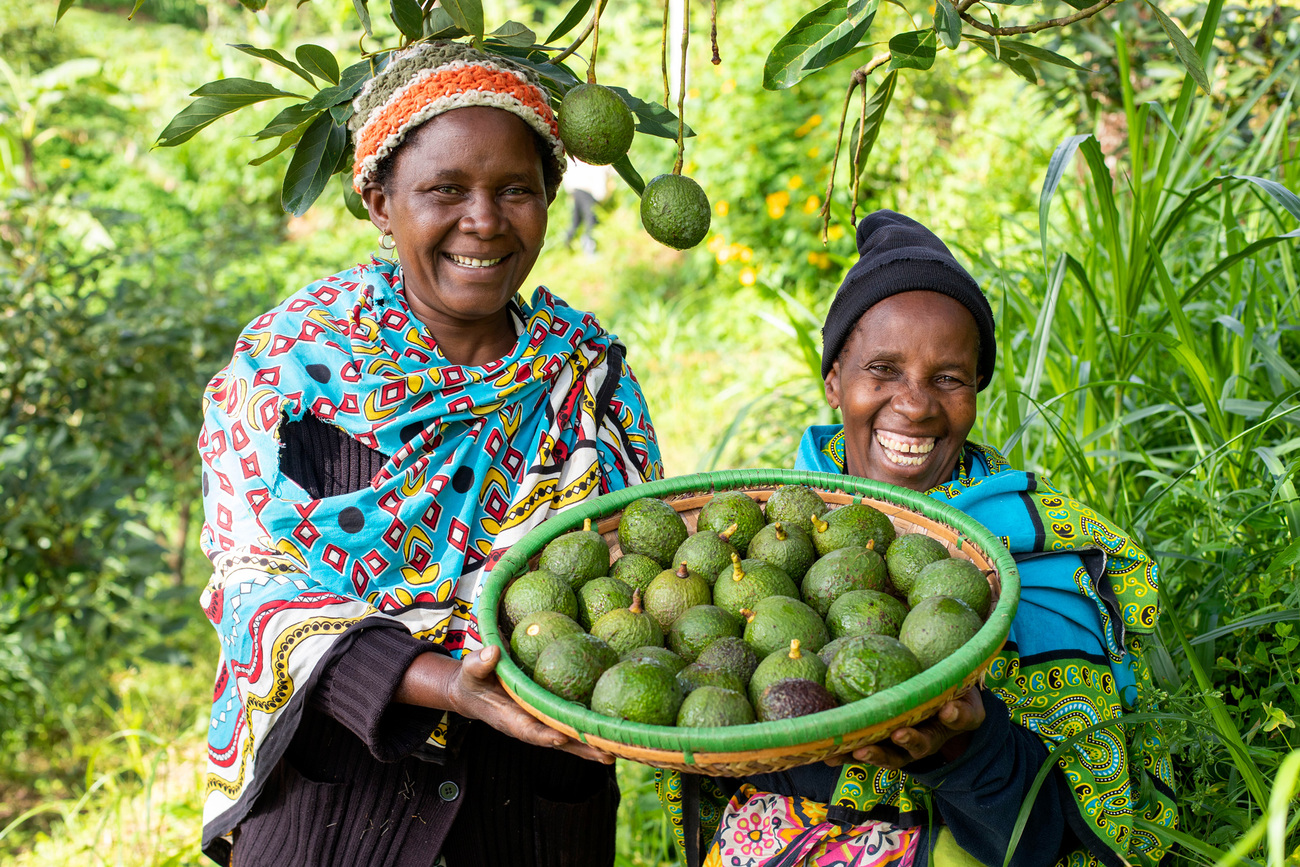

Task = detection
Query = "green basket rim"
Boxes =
[479,469,1020,755]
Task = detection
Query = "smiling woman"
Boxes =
[195,41,662,867]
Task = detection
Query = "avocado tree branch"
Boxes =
[958,0,1121,36]
[551,0,608,67]
[819,52,891,242]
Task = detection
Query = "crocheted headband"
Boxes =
[350,41,565,193]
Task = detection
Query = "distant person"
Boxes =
[562,157,614,256]
[195,41,661,867]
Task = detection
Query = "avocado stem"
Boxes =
[739,607,754,623]
[789,638,801,659]
[583,517,592,532]
[774,522,787,541]
[810,514,829,534]
[676,562,690,579]
[730,552,745,582]
[630,589,643,614]
[719,522,738,542]
[866,539,875,550]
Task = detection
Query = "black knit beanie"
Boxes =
[820,210,995,390]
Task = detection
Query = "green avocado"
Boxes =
[747,522,817,583]
[825,634,923,704]
[801,545,888,617]
[617,498,689,567]
[509,611,584,676]
[609,553,663,592]
[742,594,829,658]
[908,558,991,617]
[673,525,740,587]
[502,569,578,632]
[668,605,741,663]
[677,686,755,727]
[748,639,827,706]
[695,636,760,684]
[884,533,951,596]
[755,678,839,722]
[538,517,610,590]
[825,589,909,640]
[590,589,664,656]
[898,595,983,669]
[533,632,619,706]
[619,645,687,673]
[697,491,766,551]
[591,659,684,725]
[809,504,896,557]
[817,635,855,667]
[675,662,747,695]
[712,553,799,621]
[644,563,712,632]
[577,576,635,630]
[762,485,828,536]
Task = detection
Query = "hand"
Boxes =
[842,687,985,771]
[397,645,614,764]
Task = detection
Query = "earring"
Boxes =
[378,230,396,250]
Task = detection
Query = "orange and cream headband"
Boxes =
[349,41,565,193]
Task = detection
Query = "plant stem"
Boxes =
[661,0,671,107]
[819,74,863,244]
[588,2,601,83]
[710,0,721,65]
[552,0,605,67]
[959,0,1119,36]
[673,0,690,175]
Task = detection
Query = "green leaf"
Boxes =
[389,0,425,40]
[500,54,580,89]
[611,154,644,196]
[1038,133,1091,269]
[250,120,311,166]
[282,113,349,216]
[352,0,373,35]
[763,0,879,91]
[888,30,937,70]
[230,44,317,88]
[296,45,340,85]
[546,0,593,43]
[607,86,695,139]
[1267,539,1300,574]
[1235,174,1300,221]
[238,0,268,10]
[967,35,1089,71]
[971,37,1037,82]
[1142,0,1210,94]
[302,59,380,111]
[127,0,147,18]
[440,0,485,42]
[933,0,961,49]
[56,0,77,23]
[489,21,537,48]
[254,102,323,139]
[425,7,468,38]
[848,70,897,186]
[342,173,369,220]
[156,79,302,148]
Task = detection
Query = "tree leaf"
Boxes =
[763,0,879,91]
[352,0,373,35]
[250,120,311,166]
[967,35,1088,71]
[611,154,645,196]
[56,0,77,23]
[254,102,323,139]
[342,173,369,220]
[848,70,896,187]
[607,86,696,139]
[1142,0,1210,94]
[489,21,537,48]
[296,45,340,85]
[282,112,349,216]
[545,0,593,43]
[156,79,302,148]
[888,30,937,70]
[302,58,381,111]
[1038,133,1092,268]
[933,0,961,49]
[440,0,485,42]
[229,44,317,88]
[425,8,468,38]
[1234,174,1300,221]
[500,53,580,90]
[971,37,1037,82]
[389,0,425,40]
[237,0,268,10]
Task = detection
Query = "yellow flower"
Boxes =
[59,158,72,169]
[802,194,821,215]
[806,251,832,269]
[739,267,757,286]
[715,200,730,217]
[807,146,820,159]
[794,113,824,137]
[738,246,753,263]
[827,223,846,241]
[721,78,736,94]
[766,190,790,209]
[707,235,727,253]
[787,175,804,190]
[688,87,700,100]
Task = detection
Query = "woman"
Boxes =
[658,211,1177,867]
[197,41,660,867]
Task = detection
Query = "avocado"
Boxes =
[825,589,909,640]
[742,595,829,657]
[908,558,991,617]
[533,632,619,706]
[677,685,755,727]
[825,634,923,704]
[746,522,816,583]
[591,589,664,656]
[538,517,610,590]
[809,504,896,557]
[667,605,742,663]
[591,659,684,725]
[694,636,760,684]
[617,497,689,567]
[509,611,584,676]
[672,523,740,587]
[643,563,712,632]
[619,645,687,673]
[712,552,799,621]
[503,569,578,632]
[817,635,854,668]
[898,595,983,669]
[748,639,827,706]
[675,662,747,695]
[800,545,889,617]
[762,485,828,536]
[609,553,663,592]
[755,678,839,722]
[576,576,635,630]
[697,491,765,551]
[885,533,950,596]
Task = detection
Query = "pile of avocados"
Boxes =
[501,487,993,729]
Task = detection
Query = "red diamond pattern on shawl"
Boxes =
[528,321,548,348]
[409,545,431,573]
[294,500,319,519]
[448,518,469,552]
[204,586,223,623]
[253,367,281,387]
[240,452,261,480]
[443,366,467,387]
[484,428,504,457]
[420,499,442,529]
[230,422,250,450]
[483,486,509,522]
[378,489,403,516]
[339,394,360,414]
[298,319,326,342]
[253,312,276,330]
[549,318,570,337]
[412,392,435,414]
[356,431,380,451]
[403,346,431,364]
[464,545,488,576]
[286,298,314,313]
[311,397,338,421]
[379,309,408,330]
[502,447,524,480]
[351,560,369,596]
[322,544,347,573]
[292,519,321,548]
[362,549,389,574]
[205,429,228,459]
[246,488,270,515]
[310,285,339,304]
[449,395,473,414]
[216,470,234,496]
[382,518,406,550]
[270,335,297,356]
[217,504,233,531]
[341,361,361,383]
[378,379,407,408]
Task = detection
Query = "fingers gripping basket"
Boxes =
[479,469,1019,777]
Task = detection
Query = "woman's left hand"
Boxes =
[843,687,985,770]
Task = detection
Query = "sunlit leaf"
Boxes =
[156,79,302,148]
[1143,0,1210,94]
[303,59,381,111]
[283,112,349,216]
[425,8,468,38]
[237,0,268,10]
[389,0,425,40]
[352,0,373,35]
[967,35,1089,71]
[888,30,937,70]
[933,0,961,49]
[342,173,369,219]
[230,44,317,88]
[848,70,896,188]
[296,45,340,85]
[612,154,644,196]
[440,0,485,42]
[489,21,537,48]
[763,0,879,91]
[56,0,77,23]
[608,86,695,139]
[546,0,593,43]
[254,102,322,139]
[250,120,311,166]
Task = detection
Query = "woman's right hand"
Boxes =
[396,645,613,764]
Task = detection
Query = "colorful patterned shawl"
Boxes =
[659,426,1176,867]
[197,259,661,859]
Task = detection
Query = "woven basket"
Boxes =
[479,469,1019,777]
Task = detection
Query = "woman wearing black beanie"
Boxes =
[659,211,1177,867]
